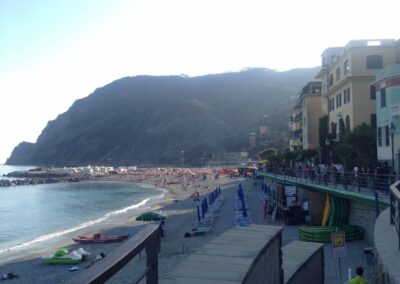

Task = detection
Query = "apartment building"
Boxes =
[316,39,399,140]
[289,81,322,151]
[372,64,400,173]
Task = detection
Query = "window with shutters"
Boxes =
[378,127,382,146]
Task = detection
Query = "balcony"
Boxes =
[288,122,295,131]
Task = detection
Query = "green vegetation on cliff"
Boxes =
[7,68,318,166]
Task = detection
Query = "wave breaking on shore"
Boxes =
[0,191,164,257]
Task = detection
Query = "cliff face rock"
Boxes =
[6,68,319,166]
[7,142,34,165]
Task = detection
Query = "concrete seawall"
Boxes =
[160,225,284,284]
[283,240,324,284]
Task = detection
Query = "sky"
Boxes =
[0,0,399,164]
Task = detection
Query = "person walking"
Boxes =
[262,199,268,219]
[349,267,368,284]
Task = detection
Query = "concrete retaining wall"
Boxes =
[285,245,324,284]
[348,200,376,244]
[374,208,400,284]
[244,234,283,284]
[160,225,283,284]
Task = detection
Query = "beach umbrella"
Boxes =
[136,211,166,222]
[197,206,201,221]
[242,207,248,218]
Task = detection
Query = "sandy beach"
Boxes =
[0,169,374,283]
[0,168,241,283]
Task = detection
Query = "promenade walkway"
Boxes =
[374,208,400,283]
[160,180,375,283]
[258,171,390,206]
[244,179,375,283]
[160,225,283,284]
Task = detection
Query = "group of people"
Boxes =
[262,199,277,221]
[264,162,396,191]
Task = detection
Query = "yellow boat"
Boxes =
[321,194,330,226]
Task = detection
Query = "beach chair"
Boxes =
[191,226,213,235]
[189,194,223,235]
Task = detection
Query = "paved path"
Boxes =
[160,225,282,283]
[242,179,375,284]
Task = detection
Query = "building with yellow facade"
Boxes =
[316,39,399,140]
[289,81,322,151]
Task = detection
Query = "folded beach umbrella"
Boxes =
[136,211,166,222]
[197,206,201,222]
[242,206,248,218]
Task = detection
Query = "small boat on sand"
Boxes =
[73,233,129,243]
[42,248,90,265]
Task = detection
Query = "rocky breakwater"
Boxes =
[0,168,91,187]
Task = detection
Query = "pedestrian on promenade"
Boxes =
[349,266,368,284]
[262,199,268,219]
[367,164,374,189]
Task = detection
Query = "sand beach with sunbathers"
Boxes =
[0,167,243,283]
[0,168,374,283]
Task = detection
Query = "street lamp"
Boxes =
[390,122,396,174]
[181,150,185,167]
[325,138,330,165]
[200,157,205,168]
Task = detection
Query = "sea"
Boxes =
[0,165,165,262]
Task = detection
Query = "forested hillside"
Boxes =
[7,67,318,166]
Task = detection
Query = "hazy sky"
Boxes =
[0,0,399,164]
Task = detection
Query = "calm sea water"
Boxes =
[0,165,164,258]
[0,165,36,180]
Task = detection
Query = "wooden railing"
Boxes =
[67,224,161,284]
[390,181,400,250]
[261,167,396,195]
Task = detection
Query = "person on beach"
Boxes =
[267,201,275,219]
[262,199,268,219]
[159,221,165,238]
[349,266,368,284]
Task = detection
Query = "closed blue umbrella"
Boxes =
[242,206,248,217]
[197,205,201,221]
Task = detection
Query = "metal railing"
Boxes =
[261,166,396,195]
[67,224,161,284]
[390,181,400,250]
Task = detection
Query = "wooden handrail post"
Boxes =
[146,233,159,284]
[66,224,161,284]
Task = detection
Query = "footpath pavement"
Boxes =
[241,179,374,284]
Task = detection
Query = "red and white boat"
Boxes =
[73,233,129,243]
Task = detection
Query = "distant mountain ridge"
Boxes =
[6,67,319,166]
